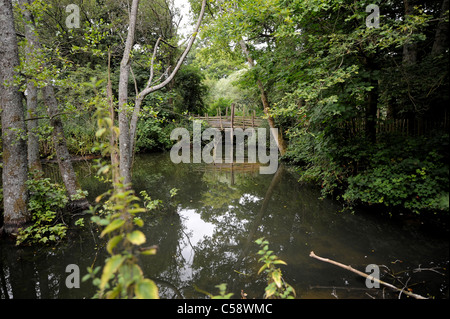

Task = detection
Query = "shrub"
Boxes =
[16,174,69,245]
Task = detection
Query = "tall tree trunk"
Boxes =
[18,0,89,210]
[42,86,90,210]
[25,82,43,173]
[402,0,417,65]
[107,51,120,187]
[238,39,287,156]
[431,0,449,57]
[0,0,30,236]
[19,0,43,174]
[118,0,140,186]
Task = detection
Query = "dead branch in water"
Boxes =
[309,251,428,299]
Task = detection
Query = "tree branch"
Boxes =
[309,251,428,299]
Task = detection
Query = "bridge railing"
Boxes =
[189,103,264,130]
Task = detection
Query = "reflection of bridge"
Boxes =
[190,103,264,130]
[195,162,261,185]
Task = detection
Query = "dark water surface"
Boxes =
[1,153,448,299]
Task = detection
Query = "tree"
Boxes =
[19,0,42,173]
[0,0,30,236]
[17,0,90,211]
[172,65,208,115]
[192,0,289,155]
[117,0,207,186]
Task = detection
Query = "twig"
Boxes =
[309,251,428,299]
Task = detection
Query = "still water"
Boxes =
[1,153,448,299]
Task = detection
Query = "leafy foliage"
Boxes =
[255,237,296,299]
[16,173,69,245]
[83,105,160,299]
[84,181,159,299]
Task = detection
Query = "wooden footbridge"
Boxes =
[190,104,264,130]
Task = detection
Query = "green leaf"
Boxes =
[140,247,157,255]
[258,263,269,275]
[100,219,125,237]
[134,217,144,227]
[272,269,282,288]
[106,235,123,254]
[273,260,288,266]
[135,279,159,299]
[100,255,125,291]
[126,230,146,245]
[95,128,106,137]
[265,283,276,299]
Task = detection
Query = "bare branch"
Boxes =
[309,251,428,299]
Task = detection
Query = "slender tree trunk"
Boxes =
[19,0,43,174]
[42,86,90,210]
[431,0,449,57]
[118,0,140,186]
[402,0,417,65]
[0,0,30,236]
[238,39,287,155]
[107,51,120,187]
[25,82,43,173]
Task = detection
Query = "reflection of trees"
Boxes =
[0,225,101,298]
[186,165,286,298]
[3,154,447,299]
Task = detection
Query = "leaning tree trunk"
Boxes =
[42,86,90,211]
[0,0,30,236]
[239,39,287,156]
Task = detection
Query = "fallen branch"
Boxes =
[309,251,428,299]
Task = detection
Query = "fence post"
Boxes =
[231,103,235,129]
[219,106,223,130]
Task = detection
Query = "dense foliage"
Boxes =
[193,0,449,216]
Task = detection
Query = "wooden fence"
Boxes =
[339,115,449,137]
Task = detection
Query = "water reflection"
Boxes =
[1,153,448,299]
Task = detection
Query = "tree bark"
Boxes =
[19,0,43,174]
[42,86,90,211]
[0,0,30,235]
[25,82,43,173]
[431,0,449,57]
[402,0,417,66]
[118,0,140,186]
[238,39,287,156]
[107,51,120,187]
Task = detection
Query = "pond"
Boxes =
[1,152,448,299]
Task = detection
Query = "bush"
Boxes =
[342,134,449,214]
[286,128,449,215]
[16,174,69,245]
